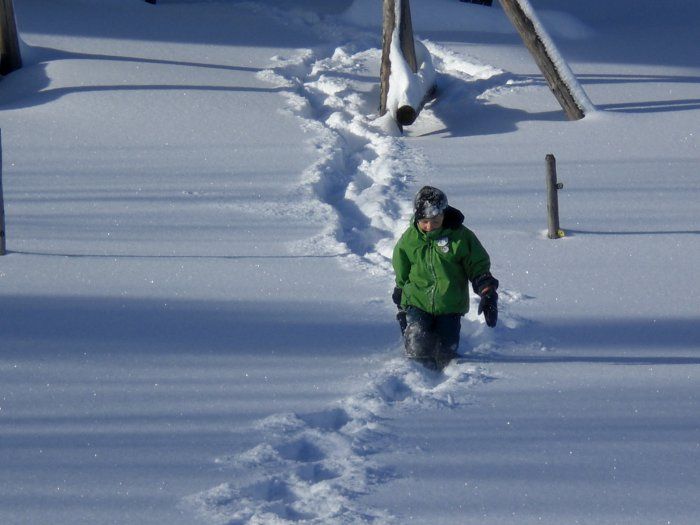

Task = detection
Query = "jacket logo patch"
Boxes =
[437,237,450,253]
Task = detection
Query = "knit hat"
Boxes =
[413,186,448,220]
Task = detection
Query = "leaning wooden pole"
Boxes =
[499,0,590,120]
[0,0,22,76]
[0,129,6,255]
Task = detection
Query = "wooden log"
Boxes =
[379,0,422,126]
[145,0,157,4]
[0,0,22,76]
[0,129,6,255]
[545,154,564,239]
[499,0,586,120]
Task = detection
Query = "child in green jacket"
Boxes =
[392,186,498,369]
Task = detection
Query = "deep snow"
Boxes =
[1,1,698,524]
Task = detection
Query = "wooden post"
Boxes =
[0,129,6,255]
[380,0,421,126]
[545,154,563,239]
[499,0,586,120]
[0,0,22,76]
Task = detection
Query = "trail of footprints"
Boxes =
[189,359,491,524]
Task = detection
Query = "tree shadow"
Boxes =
[14,0,328,49]
[420,67,700,137]
[422,89,563,139]
[597,99,700,114]
[565,229,700,237]
[0,294,396,358]
[0,46,285,110]
[524,72,700,114]
[469,317,700,366]
[474,353,700,366]
[8,250,346,260]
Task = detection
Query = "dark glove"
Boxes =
[392,286,403,308]
[472,273,499,328]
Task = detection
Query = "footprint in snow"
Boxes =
[187,356,489,523]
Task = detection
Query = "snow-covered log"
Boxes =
[499,0,593,120]
[0,0,22,75]
[379,0,436,127]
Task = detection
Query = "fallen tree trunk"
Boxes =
[379,0,435,127]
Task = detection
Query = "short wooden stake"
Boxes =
[545,154,563,239]
[0,129,6,255]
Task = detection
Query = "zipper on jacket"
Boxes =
[429,241,437,313]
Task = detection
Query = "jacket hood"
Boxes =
[442,206,464,229]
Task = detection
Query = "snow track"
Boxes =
[186,7,527,524]
[187,358,493,524]
[257,45,425,274]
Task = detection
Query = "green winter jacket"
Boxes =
[392,206,491,315]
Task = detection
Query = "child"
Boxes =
[392,186,498,369]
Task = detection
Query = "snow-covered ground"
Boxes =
[1,1,698,523]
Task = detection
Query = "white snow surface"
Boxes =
[1,1,699,524]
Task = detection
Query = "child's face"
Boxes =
[417,214,444,232]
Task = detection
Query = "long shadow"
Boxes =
[505,73,700,115]
[565,229,700,236]
[0,45,285,110]
[523,73,700,113]
[0,82,286,111]
[469,353,700,366]
[8,250,347,260]
[420,17,699,70]
[0,294,396,358]
[425,67,700,132]
[465,317,700,366]
[597,99,700,114]
[28,46,264,74]
[14,0,327,49]
[418,72,564,138]
[522,72,700,87]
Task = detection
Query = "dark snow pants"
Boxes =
[402,306,461,369]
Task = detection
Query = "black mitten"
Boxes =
[472,273,499,328]
[478,290,498,328]
[392,286,403,307]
